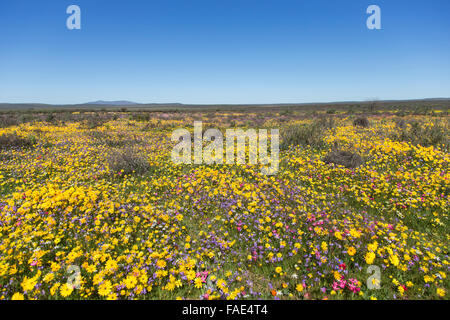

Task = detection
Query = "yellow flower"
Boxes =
[334,271,341,281]
[367,242,378,252]
[194,278,203,289]
[107,293,117,300]
[437,288,445,297]
[124,275,138,290]
[60,283,73,297]
[347,247,356,256]
[296,284,304,292]
[389,254,400,267]
[50,262,61,272]
[365,251,376,265]
[50,283,60,296]
[21,275,39,292]
[216,279,227,289]
[349,228,361,238]
[98,280,112,296]
[275,266,282,274]
[156,259,167,269]
[105,259,118,272]
[11,292,25,300]
[43,273,55,283]
[334,231,343,240]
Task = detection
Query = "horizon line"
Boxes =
[1,97,450,107]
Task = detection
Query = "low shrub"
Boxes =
[85,116,108,129]
[0,115,20,128]
[280,120,328,150]
[391,120,449,148]
[107,147,151,175]
[323,149,363,169]
[353,117,370,127]
[0,132,36,149]
[131,113,151,122]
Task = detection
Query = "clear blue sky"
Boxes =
[0,0,449,104]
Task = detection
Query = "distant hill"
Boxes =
[85,100,140,106]
[0,98,449,112]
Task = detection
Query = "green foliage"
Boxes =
[107,147,152,175]
[0,132,36,149]
[280,119,334,150]
[391,120,449,149]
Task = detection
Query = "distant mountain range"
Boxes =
[85,100,140,106]
[0,98,449,111]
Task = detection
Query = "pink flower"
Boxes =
[332,281,339,291]
[346,278,360,293]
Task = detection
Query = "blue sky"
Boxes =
[0,0,449,104]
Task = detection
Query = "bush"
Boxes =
[346,108,355,115]
[395,110,408,117]
[353,117,370,127]
[280,120,329,150]
[323,149,363,169]
[316,116,335,129]
[280,110,293,116]
[0,115,20,128]
[391,120,449,148]
[412,106,431,115]
[142,121,160,131]
[85,116,107,129]
[107,147,151,175]
[131,113,151,122]
[0,132,35,149]
[46,113,56,123]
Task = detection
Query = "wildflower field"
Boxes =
[0,109,448,300]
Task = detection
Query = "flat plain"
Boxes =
[0,104,448,300]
